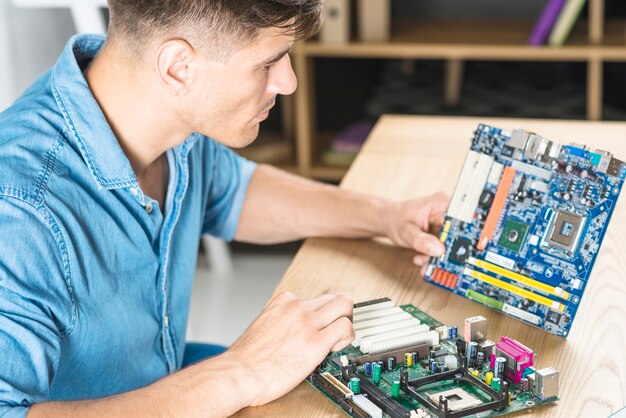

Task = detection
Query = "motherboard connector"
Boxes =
[489,337,534,384]
[464,315,488,343]
[534,368,559,399]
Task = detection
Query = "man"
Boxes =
[0,1,447,416]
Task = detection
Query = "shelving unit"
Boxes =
[290,0,626,181]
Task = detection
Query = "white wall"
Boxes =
[0,0,75,111]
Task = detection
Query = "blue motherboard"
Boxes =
[424,125,625,337]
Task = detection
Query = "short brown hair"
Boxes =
[107,0,323,59]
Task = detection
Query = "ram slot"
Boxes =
[468,257,570,300]
[359,325,430,353]
[353,318,420,346]
[478,166,516,250]
[465,268,565,312]
[369,331,439,355]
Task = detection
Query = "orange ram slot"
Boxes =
[478,166,516,251]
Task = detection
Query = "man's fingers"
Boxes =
[412,230,445,257]
[300,293,340,312]
[314,294,353,329]
[319,316,354,352]
[413,254,430,267]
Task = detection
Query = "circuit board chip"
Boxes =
[425,125,625,337]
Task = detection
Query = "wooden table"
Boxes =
[236,115,626,417]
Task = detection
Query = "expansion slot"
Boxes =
[343,398,373,418]
[478,166,516,250]
[353,319,421,346]
[352,372,411,418]
[468,258,570,300]
[465,268,565,312]
[355,343,430,366]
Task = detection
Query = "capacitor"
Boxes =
[378,361,385,372]
[373,363,382,385]
[469,368,480,378]
[430,360,438,374]
[387,357,396,371]
[491,377,501,391]
[485,371,494,385]
[405,353,413,367]
[476,351,485,368]
[440,364,447,373]
[364,362,372,376]
[391,380,400,399]
[411,352,418,365]
[456,339,466,355]
[521,377,529,391]
[451,326,458,339]
[466,342,478,368]
[350,377,361,395]
[494,357,506,380]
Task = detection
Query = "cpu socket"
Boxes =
[544,210,585,254]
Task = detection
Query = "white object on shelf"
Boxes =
[320,0,350,43]
[358,0,390,42]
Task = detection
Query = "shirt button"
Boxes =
[145,202,154,214]
[130,187,138,196]
[164,315,169,327]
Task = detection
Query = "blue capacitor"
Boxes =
[451,326,458,339]
[430,360,438,373]
[364,362,372,376]
[495,357,506,380]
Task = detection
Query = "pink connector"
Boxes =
[489,336,534,384]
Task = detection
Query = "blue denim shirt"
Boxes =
[0,34,257,417]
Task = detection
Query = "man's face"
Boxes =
[187,27,297,148]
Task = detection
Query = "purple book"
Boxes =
[529,0,567,45]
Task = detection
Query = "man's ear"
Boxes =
[155,39,197,96]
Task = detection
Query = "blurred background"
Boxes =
[1,0,625,346]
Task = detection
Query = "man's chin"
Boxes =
[210,126,260,149]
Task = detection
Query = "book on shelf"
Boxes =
[548,0,588,46]
[528,0,567,45]
[322,122,373,167]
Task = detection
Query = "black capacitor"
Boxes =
[476,351,485,368]
[411,352,417,365]
[456,338,466,355]
[387,357,396,371]
[378,361,385,372]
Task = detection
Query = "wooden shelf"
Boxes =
[298,19,626,61]
[293,3,624,182]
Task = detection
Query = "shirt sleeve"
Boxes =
[0,197,72,418]
[201,139,257,240]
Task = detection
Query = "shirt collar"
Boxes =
[51,34,138,190]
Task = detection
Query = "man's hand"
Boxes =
[226,292,354,407]
[381,192,450,268]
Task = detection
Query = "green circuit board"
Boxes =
[308,300,559,418]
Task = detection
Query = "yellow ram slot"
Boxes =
[470,259,570,300]
[465,268,565,312]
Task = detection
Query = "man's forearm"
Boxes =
[235,165,389,243]
[28,352,252,418]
